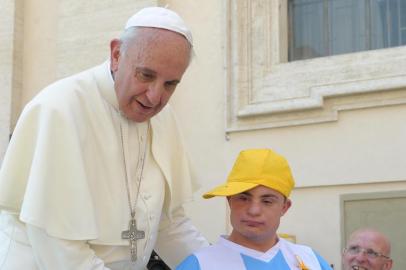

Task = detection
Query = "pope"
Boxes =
[0,6,208,270]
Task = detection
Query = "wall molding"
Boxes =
[225,0,406,133]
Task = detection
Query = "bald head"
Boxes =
[342,228,393,270]
[350,229,391,256]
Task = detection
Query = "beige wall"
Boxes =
[22,0,58,107]
[2,1,406,269]
[162,2,406,269]
[0,0,23,160]
[0,0,14,160]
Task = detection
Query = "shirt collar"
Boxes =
[97,60,119,111]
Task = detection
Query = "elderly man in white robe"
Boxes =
[0,6,208,270]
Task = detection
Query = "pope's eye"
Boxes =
[135,71,154,81]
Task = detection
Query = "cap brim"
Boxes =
[202,182,258,199]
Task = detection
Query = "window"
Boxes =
[225,0,406,133]
[289,0,406,61]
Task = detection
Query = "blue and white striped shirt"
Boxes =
[176,236,332,270]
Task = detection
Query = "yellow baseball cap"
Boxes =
[203,149,295,199]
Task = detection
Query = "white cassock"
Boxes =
[0,62,208,270]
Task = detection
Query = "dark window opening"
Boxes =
[289,0,406,61]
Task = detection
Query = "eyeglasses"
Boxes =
[344,246,390,259]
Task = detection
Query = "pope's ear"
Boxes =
[110,39,122,72]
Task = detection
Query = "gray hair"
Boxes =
[118,27,139,55]
[118,27,194,62]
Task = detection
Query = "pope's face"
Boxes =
[110,28,191,122]
[228,185,291,251]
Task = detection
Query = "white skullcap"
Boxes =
[125,7,193,46]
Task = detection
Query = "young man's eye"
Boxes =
[237,195,248,201]
[141,73,153,79]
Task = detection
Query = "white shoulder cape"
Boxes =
[0,62,199,243]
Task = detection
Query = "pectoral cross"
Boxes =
[121,218,145,261]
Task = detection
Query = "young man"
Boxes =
[176,149,332,270]
[0,6,207,270]
[342,228,393,270]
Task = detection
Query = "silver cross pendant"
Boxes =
[121,218,145,261]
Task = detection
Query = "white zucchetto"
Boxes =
[125,7,193,46]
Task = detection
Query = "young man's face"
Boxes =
[342,230,393,270]
[228,185,291,251]
[110,28,190,122]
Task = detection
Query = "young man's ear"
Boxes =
[281,199,292,216]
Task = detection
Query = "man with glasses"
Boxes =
[342,228,393,270]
